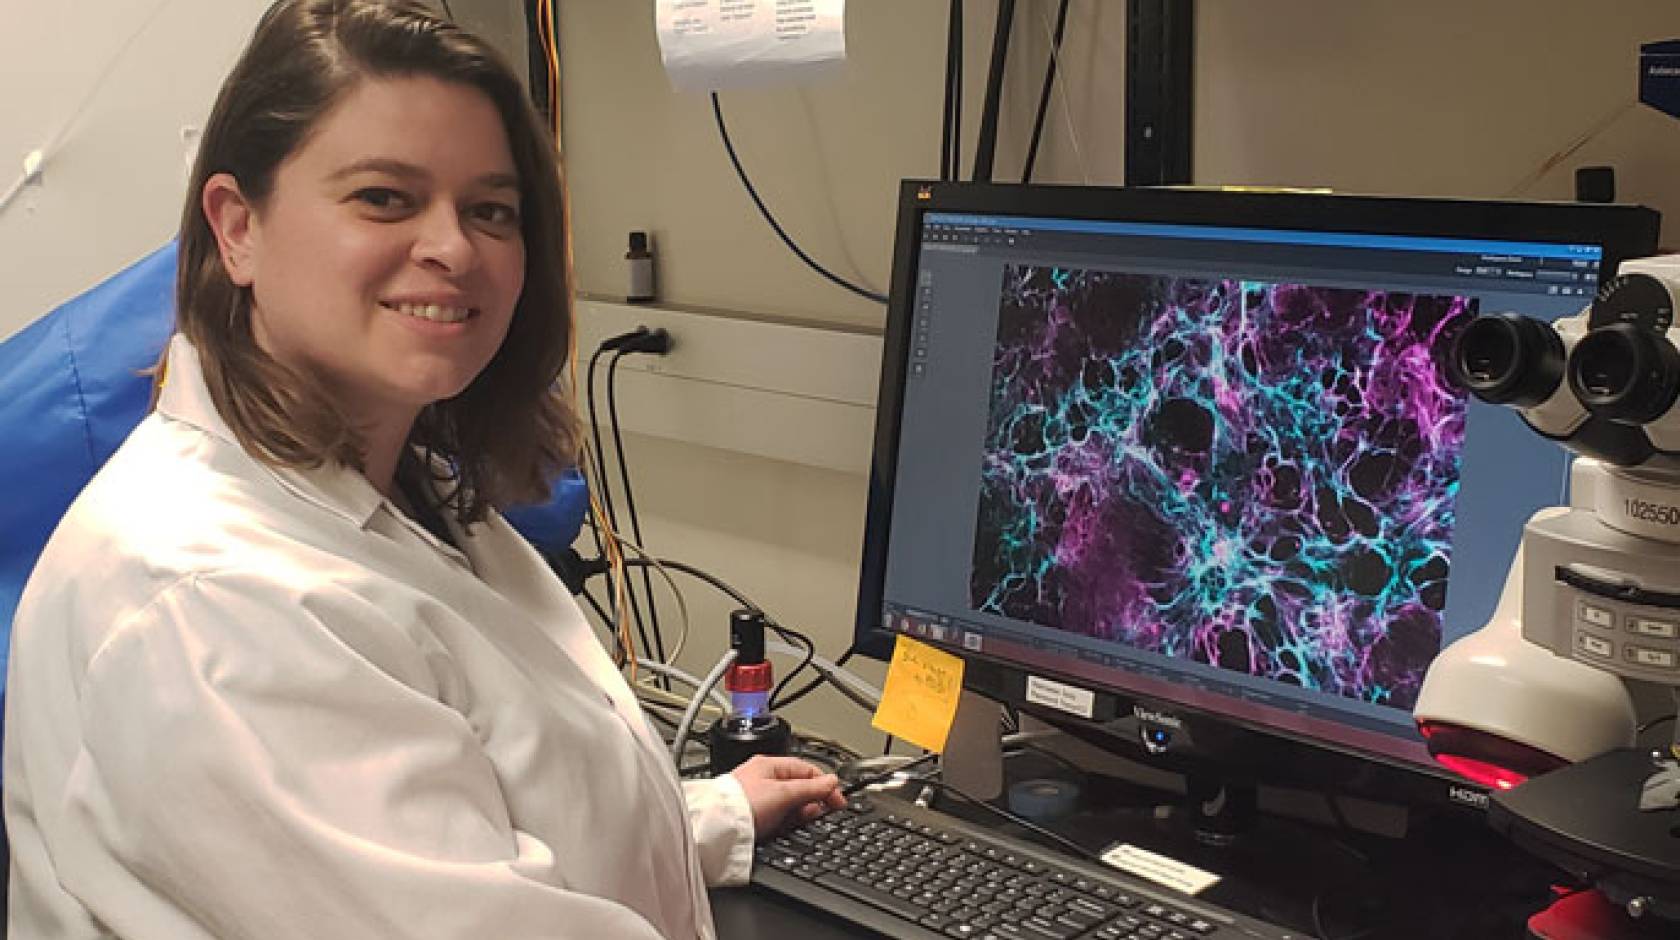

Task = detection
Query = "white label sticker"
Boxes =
[1633,618,1678,639]
[1099,843,1222,896]
[1576,631,1614,659]
[1025,675,1095,719]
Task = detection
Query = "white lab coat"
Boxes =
[4,335,754,939]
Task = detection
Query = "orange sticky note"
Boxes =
[871,635,965,753]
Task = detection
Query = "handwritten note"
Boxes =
[871,635,964,753]
[656,0,847,93]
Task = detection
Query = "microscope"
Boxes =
[1414,257,1680,939]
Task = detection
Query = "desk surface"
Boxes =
[710,884,862,939]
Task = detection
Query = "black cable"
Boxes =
[709,93,888,305]
[842,751,940,796]
[774,647,857,710]
[970,0,1017,183]
[942,0,963,181]
[585,346,621,532]
[922,778,1101,864]
[1005,742,1084,778]
[439,0,455,21]
[607,350,669,669]
[610,555,828,710]
[1020,0,1070,184]
[578,583,613,630]
[585,343,656,670]
[769,629,818,710]
[1638,713,1677,735]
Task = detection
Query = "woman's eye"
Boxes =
[354,188,411,211]
[472,202,521,228]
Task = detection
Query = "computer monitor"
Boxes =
[854,181,1662,812]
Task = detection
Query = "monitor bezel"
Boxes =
[853,180,1663,807]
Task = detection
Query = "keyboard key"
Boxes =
[813,872,927,922]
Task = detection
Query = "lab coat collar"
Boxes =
[156,334,385,532]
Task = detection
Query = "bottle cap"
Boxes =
[628,230,649,253]
[726,661,774,694]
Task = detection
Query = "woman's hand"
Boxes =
[729,755,847,839]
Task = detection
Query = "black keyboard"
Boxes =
[751,792,1304,940]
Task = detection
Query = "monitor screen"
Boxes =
[855,182,1661,798]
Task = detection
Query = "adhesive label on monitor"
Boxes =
[872,635,964,753]
[1099,843,1222,896]
[1025,675,1095,719]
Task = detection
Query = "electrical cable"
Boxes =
[774,647,858,710]
[841,751,941,796]
[1,0,178,220]
[1004,742,1085,778]
[1503,100,1638,198]
[970,0,1017,183]
[611,553,819,707]
[1033,0,1088,185]
[764,639,880,713]
[637,686,723,731]
[1020,0,1071,184]
[635,659,730,711]
[438,0,455,21]
[769,628,818,711]
[919,777,1101,864]
[585,341,655,674]
[672,648,738,762]
[585,346,622,532]
[612,535,693,663]
[1638,713,1677,735]
[607,350,668,666]
[709,92,888,305]
[533,0,639,683]
[578,584,614,636]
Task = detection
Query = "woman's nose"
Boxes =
[412,205,474,273]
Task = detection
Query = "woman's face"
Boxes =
[213,75,526,439]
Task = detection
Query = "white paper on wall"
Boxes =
[655,0,845,93]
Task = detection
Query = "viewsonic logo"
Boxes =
[1448,785,1489,810]
[1132,705,1183,729]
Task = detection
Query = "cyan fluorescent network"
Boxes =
[971,265,1474,711]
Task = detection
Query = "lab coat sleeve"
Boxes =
[682,774,754,887]
[54,571,667,940]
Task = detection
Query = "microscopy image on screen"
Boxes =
[970,265,1475,710]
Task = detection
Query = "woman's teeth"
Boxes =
[390,302,471,323]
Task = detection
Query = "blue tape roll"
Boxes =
[1007,778,1080,823]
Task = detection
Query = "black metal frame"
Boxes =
[1126,0,1195,186]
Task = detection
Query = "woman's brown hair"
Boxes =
[174,0,578,524]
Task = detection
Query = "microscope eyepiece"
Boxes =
[1567,322,1680,424]
[1451,313,1566,407]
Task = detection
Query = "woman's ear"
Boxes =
[202,173,258,287]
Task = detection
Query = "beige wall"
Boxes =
[561,0,1680,332]
[558,0,1680,754]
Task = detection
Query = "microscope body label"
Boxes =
[1622,496,1680,528]
[1592,472,1680,544]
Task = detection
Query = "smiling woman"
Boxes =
[200,75,530,497]
[173,0,574,524]
[1,2,844,939]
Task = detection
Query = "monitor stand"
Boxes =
[1180,774,1258,847]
